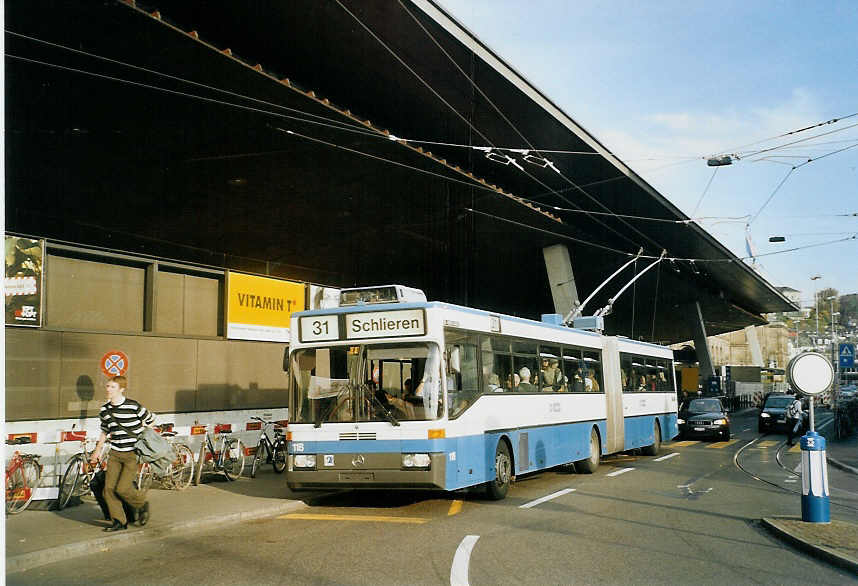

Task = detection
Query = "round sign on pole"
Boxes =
[786,352,833,396]
[100,350,129,377]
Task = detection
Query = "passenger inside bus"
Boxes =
[518,367,537,392]
[486,373,503,393]
[506,373,520,391]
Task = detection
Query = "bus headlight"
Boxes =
[294,454,317,469]
[402,453,431,469]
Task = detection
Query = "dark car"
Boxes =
[678,398,730,441]
[758,393,807,434]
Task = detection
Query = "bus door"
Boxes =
[602,338,624,453]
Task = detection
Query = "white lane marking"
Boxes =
[784,478,798,484]
[606,467,635,477]
[519,488,576,509]
[451,535,480,586]
[654,452,680,462]
[742,428,751,432]
[793,463,801,473]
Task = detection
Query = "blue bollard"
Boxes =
[800,431,830,523]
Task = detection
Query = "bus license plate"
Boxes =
[339,472,374,481]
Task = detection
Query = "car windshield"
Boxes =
[764,397,792,409]
[290,343,443,424]
[685,399,722,413]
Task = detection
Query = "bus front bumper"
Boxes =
[286,452,447,491]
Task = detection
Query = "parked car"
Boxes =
[758,393,807,434]
[677,397,730,441]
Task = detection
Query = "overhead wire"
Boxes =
[344,0,657,252]
[400,0,672,251]
[14,49,848,234]
[466,207,856,262]
[720,111,858,154]
[4,29,376,137]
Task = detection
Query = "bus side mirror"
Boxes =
[282,346,290,374]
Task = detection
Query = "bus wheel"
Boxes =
[485,441,511,500]
[576,428,600,474]
[642,422,661,456]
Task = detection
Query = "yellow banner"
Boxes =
[226,272,306,341]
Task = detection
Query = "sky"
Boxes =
[439,0,858,306]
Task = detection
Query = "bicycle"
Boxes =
[5,443,42,514]
[249,417,287,478]
[57,426,105,510]
[197,424,246,482]
[136,425,195,491]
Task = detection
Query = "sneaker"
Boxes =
[138,502,150,526]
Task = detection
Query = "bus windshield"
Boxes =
[291,343,443,424]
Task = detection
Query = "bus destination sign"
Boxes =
[300,310,426,342]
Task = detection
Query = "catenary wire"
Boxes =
[391,0,665,252]
[4,29,376,137]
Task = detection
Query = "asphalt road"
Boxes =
[9,410,858,585]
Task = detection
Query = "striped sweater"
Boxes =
[99,398,155,452]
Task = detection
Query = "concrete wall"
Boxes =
[5,328,289,422]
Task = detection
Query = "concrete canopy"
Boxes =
[4,0,795,343]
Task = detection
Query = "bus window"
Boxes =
[446,331,480,418]
[620,353,634,392]
[582,350,602,392]
[539,346,562,392]
[563,347,583,392]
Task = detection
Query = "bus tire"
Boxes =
[642,422,661,456]
[485,440,511,500]
[576,428,600,474]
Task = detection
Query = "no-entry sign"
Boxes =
[100,350,129,377]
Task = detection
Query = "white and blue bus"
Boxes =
[286,285,678,499]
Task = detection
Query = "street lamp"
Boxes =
[828,295,839,396]
[810,275,822,346]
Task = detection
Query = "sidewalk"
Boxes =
[6,468,315,574]
[761,429,858,574]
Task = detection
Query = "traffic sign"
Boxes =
[786,352,833,396]
[100,350,129,377]
[839,343,855,368]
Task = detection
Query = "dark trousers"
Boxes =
[787,418,801,444]
[104,449,146,524]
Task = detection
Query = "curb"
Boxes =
[761,517,858,575]
[6,499,308,574]
[827,456,858,476]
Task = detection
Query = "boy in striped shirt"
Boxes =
[90,375,155,532]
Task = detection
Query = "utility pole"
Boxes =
[811,275,821,347]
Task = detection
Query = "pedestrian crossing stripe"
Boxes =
[671,441,698,447]
[788,444,801,453]
[755,440,779,449]
[705,439,740,449]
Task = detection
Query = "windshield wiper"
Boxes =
[364,384,400,426]
[315,387,351,428]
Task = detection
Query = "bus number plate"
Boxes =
[339,472,374,481]
[300,315,339,342]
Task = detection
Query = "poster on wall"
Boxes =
[5,236,44,327]
[226,272,306,342]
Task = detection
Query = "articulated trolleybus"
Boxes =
[286,285,678,499]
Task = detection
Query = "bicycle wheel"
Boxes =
[250,442,266,478]
[57,455,83,510]
[222,438,246,481]
[272,441,287,474]
[6,458,39,514]
[170,444,194,490]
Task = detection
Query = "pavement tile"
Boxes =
[5,468,314,574]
